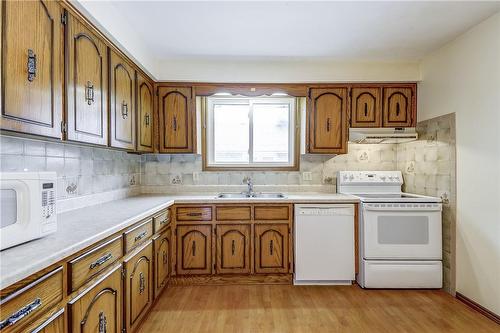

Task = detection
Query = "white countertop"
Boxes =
[0,193,358,289]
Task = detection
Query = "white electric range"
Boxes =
[337,171,443,289]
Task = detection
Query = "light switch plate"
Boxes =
[302,172,312,181]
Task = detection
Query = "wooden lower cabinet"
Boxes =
[215,224,251,274]
[176,225,212,275]
[153,227,171,298]
[123,241,153,333]
[68,265,122,333]
[254,224,290,274]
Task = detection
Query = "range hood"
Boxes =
[349,127,418,144]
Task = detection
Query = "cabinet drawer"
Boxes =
[176,207,212,222]
[153,209,171,233]
[0,267,63,332]
[216,206,251,221]
[254,206,290,221]
[68,235,123,292]
[124,219,153,253]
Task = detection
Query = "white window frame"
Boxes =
[205,96,297,170]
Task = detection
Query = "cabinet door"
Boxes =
[350,87,381,128]
[308,88,348,154]
[0,0,63,138]
[123,241,153,333]
[176,225,212,275]
[66,13,108,145]
[110,51,136,150]
[153,227,171,299]
[158,86,194,153]
[254,224,289,274]
[68,265,122,333]
[382,87,414,127]
[216,224,251,274]
[136,72,154,152]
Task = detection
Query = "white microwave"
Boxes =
[0,172,57,250]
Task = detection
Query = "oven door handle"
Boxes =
[363,205,442,212]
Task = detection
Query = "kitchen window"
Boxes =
[204,96,298,170]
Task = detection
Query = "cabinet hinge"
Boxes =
[60,121,67,134]
[122,329,127,333]
[61,12,67,25]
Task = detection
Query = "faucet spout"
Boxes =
[243,176,254,196]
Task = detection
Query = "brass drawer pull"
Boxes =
[89,253,113,270]
[159,218,169,225]
[145,113,150,126]
[134,231,147,242]
[27,49,37,82]
[0,298,42,329]
[187,212,202,217]
[139,272,145,294]
[172,116,177,131]
[121,101,128,119]
[162,251,168,265]
[326,118,331,132]
[85,81,94,105]
[269,240,274,255]
[98,311,107,333]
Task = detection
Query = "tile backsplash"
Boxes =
[0,136,141,200]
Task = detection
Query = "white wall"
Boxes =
[73,1,157,78]
[156,58,420,82]
[419,12,500,314]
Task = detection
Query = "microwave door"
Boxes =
[1,189,18,228]
[0,180,32,250]
[363,205,442,260]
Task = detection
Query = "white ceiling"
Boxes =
[103,1,500,61]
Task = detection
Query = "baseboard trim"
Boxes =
[456,292,500,325]
[169,274,293,286]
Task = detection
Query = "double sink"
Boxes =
[216,192,286,199]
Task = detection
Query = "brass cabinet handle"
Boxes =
[145,114,150,126]
[27,49,37,82]
[269,240,274,255]
[396,103,400,116]
[121,101,128,119]
[187,212,202,217]
[0,298,42,329]
[159,217,169,226]
[364,103,368,117]
[89,253,113,270]
[162,251,168,265]
[134,231,147,242]
[231,240,235,255]
[85,81,94,105]
[326,118,331,132]
[139,272,145,294]
[191,241,196,256]
[173,116,177,131]
[98,311,107,333]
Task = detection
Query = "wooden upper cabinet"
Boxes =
[136,72,154,152]
[176,225,212,275]
[0,0,63,138]
[124,241,153,333]
[308,88,348,154]
[216,224,251,274]
[158,86,195,153]
[109,50,136,150]
[350,87,382,128]
[69,265,122,333]
[254,224,289,274]
[382,86,415,127]
[66,12,108,145]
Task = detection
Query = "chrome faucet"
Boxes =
[243,176,255,197]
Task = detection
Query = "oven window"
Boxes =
[1,189,18,228]
[377,216,429,244]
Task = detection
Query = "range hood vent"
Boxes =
[349,127,418,144]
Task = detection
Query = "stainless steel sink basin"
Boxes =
[216,193,250,199]
[252,192,286,198]
[216,192,286,199]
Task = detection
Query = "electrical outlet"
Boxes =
[193,172,200,182]
[302,172,313,181]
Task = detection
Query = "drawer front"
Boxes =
[125,219,153,253]
[176,206,212,222]
[254,206,290,221]
[68,235,123,292]
[0,267,63,332]
[215,206,251,221]
[153,209,171,233]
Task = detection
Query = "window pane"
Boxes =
[213,104,249,163]
[253,103,290,163]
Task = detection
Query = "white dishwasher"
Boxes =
[294,204,355,285]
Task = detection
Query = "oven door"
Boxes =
[362,202,442,260]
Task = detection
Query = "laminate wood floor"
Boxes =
[138,285,499,333]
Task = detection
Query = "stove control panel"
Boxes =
[337,171,403,185]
